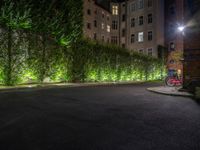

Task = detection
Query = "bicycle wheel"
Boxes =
[165,77,174,87]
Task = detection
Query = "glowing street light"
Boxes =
[178,26,185,32]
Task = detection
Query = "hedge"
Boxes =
[0,37,165,85]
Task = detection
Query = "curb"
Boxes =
[147,87,194,97]
[0,81,146,93]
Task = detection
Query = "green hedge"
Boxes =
[0,38,166,85]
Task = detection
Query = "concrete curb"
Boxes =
[147,86,193,97]
[0,81,146,93]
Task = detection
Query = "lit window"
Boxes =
[170,42,175,51]
[102,23,105,29]
[107,25,111,32]
[138,32,144,42]
[112,5,118,15]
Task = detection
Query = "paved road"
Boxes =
[0,83,200,150]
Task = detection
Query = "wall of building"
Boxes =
[83,0,111,43]
[84,0,165,58]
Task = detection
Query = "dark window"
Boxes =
[87,23,91,29]
[148,48,153,56]
[87,9,91,15]
[148,31,153,41]
[131,34,135,43]
[122,44,125,48]
[169,5,176,15]
[112,20,118,30]
[147,0,153,7]
[94,20,97,27]
[94,33,97,40]
[111,36,118,44]
[138,0,144,9]
[131,18,135,27]
[122,14,126,21]
[139,16,143,25]
[122,29,125,37]
[102,36,104,42]
[148,14,152,24]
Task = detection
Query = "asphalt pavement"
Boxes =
[0,82,200,150]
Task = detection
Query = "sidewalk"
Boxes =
[147,86,193,97]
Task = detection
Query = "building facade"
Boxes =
[83,0,165,58]
[83,0,111,43]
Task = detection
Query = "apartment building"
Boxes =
[83,0,111,43]
[83,0,165,58]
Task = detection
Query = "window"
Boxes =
[131,34,135,43]
[169,5,176,15]
[94,20,97,27]
[112,20,118,30]
[139,16,143,25]
[107,16,110,21]
[107,38,110,43]
[148,14,152,24]
[94,33,97,40]
[94,9,97,15]
[169,42,175,51]
[122,14,126,22]
[102,12,105,18]
[148,48,153,56]
[87,9,91,15]
[107,25,111,32]
[111,36,118,44]
[112,5,118,15]
[148,31,153,41]
[139,49,143,53]
[122,44,125,48]
[122,29,125,37]
[101,23,105,29]
[102,36,104,42]
[138,0,144,9]
[131,18,135,27]
[87,23,91,29]
[138,32,144,42]
[147,0,153,7]
[131,3,136,12]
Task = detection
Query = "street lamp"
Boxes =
[178,25,185,32]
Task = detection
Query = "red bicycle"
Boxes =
[165,76,183,87]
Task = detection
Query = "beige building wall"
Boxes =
[126,0,164,57]
[83,0,111,43]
